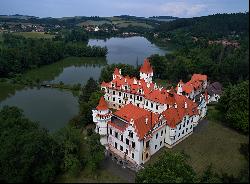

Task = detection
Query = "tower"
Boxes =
[177,80,184,95]
[113,67,121,80]
[140,59,153,83]
[92,96,112,135]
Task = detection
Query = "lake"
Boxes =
[88,36,167,66]
[0,36,169,132]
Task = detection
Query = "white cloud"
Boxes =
[160,2,207,17]
[112,0,208,18]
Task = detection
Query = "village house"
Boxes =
[92,59,210,171]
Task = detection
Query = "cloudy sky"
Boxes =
[0,0,249,18]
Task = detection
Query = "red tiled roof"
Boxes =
[113,68,120,75]
[140,59,153,73]
[96,96,108,110]
[108,121,128,132]
[191,74,207,81]
[113,104,160,140]
[182,82,194,94]
[162,94,198,128]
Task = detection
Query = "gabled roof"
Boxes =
[140,59,153,74]
[162,93,198,128]
[113,68,120,75]
[96,96,108,111]
[113,103,160,140]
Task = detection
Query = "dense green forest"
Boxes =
[152,12,249,41]
[0,29,107,77]
[0,105,105,183]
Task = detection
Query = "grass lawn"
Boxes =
[13,32,55,39]
[146,106,248,177]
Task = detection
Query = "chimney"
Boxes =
[145,117,148,125]
[130,118,134,126]
[174,103,177,109]
[119,69,121,75]
[184,101,187,109]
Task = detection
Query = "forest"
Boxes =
[0,29,107,77]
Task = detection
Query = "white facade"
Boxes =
[95,66,210,170]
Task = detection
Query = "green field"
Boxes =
[77,20,112,27]
[13,32,55,39]
[111,19,153,29]
[77,17,153,29]
[146,106,248,177]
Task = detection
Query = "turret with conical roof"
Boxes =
[140,59,153,83]
[92,96,112,136]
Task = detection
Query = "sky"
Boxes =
[0,0,249,18]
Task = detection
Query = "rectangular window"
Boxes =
[119,92,121,96]
[190,125,193,129]
[130,95,132,99]
[155,145,157,149]
[126,138,129,145]
[186,128,188,132]
[126,149,128,154]
[110,128,112,135]
[156,105,159,110]
[120,135,123,142]
[151,103,153,108]
[113,91,115,95]
[129,132,133,138]
[178,133,180,137]
[146,140,150,148]
[115,132,118,138]
[182,130,184,134]
[161,130,163,136]
[113,97,115,101]
[183,122,185,127]
[156,133,158,139]
[115,142,117,149]
[132,153,134,159]
[120,145,123,151]
[132,141,135,149]
[119,99,121,103]
[179,125,181,130]
[160,141,162,146]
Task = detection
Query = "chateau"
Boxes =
[92,59,213,171]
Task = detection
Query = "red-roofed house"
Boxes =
[93,59,209,171]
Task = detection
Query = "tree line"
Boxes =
[0,29,107,78]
